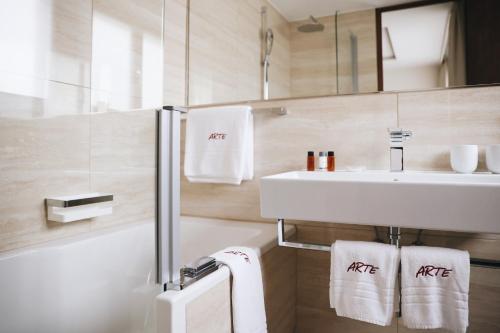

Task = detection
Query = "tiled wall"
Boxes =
[188,0,290,105]
[289,10,378,98]
[290,15,337,97]
[337,9,378,94]
[188,6,378,104]
[0,0,166,252]
[164,0,187,106]
[399,87,500,171]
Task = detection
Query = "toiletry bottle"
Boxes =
[307,151,315,171]
[328,151,335,171]
[318,152,327,171]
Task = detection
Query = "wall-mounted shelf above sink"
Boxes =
[260,171,500,234]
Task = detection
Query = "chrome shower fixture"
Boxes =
[298,15,325,32]
[264,28,274,57]
[262,28,274,100]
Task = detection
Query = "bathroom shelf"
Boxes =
[45,193,113,223]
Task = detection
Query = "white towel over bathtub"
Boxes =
[401,246,470,333]
[330,240,400,326]
[184,105,253,185]
[213,247,267,333]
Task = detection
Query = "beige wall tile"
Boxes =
[88,0,162,231]
[89,0,162,231]
[399,86,500,171]
[337,9,378,95]
[188,0,290,105]
[400,228,500,261]
[0,0,92,89]
[290,15,336,98]
[89,110,156,230]
[188,0,261,105]
[264,1,291,100]
[261,246,296,333]
[163,0,187,106]
[0,0,165,251]
[0,82,91,252]
[92,0,164,111]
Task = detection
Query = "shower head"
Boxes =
[297,15,325,33]
[264,28,274,56]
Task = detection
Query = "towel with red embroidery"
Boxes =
[401,246,470,333]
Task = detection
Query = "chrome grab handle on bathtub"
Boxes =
[168,257,221,291]
[182,256,217,278]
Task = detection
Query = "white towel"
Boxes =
[401,246,470,333]
[184,105,253,184]
[213,247,267,333]
[329,240,400,326]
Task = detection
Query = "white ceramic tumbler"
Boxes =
[486,144,500,174]
[450,145,478,173]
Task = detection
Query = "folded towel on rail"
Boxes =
[329,240,400,326]
[184,105,253,184]
[401,246,470,333]
[213,247,267,333]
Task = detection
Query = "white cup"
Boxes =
[486,144,500,174]
[450,145,478,173]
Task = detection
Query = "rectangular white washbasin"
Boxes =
[260,170,500,234]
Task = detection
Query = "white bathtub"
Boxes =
[0,216,288,333]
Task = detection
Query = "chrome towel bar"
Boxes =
[183,105,288,116]
[253,106,288,115]
[277,219,500,269]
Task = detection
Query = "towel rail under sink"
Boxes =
[276,219,500,269]
[278,218,500,318]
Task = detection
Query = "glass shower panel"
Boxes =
[336,9,378,95]
[89,0,164,332]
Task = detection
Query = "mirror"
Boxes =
[378,1,465,91]
[187,0,500,106]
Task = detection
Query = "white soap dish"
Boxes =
[45,193,113,223]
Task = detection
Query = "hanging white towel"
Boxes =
[213,247,267,333]
[184,105,253,184]
[329,240,400,326]
[401,246,470,333]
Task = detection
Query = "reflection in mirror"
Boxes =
[188,0,338,105]
[378,0,500,91]
[187,0,379,105]
[378,1,465,91]
[187,0,500,106]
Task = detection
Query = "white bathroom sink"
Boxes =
[260,171,500,234]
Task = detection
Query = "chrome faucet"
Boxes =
[388,128,413,172]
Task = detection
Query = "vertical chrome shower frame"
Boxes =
[156,106,186,290]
